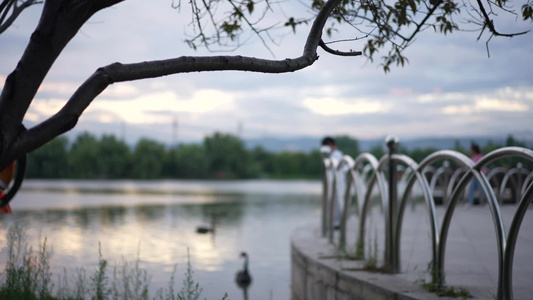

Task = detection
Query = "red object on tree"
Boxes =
[0,194,12,213]
[0,162,15,213]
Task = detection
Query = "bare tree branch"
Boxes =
[1,0,343,169]
[226,0,275,55]
[475,0,530,37]
[0,0,43,34]
[319,39,362,56]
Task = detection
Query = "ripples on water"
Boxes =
[0,180,321,300]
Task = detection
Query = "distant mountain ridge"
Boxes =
[244,135,533,153]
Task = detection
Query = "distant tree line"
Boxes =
[26,132,530,179]
[26,132,326,179]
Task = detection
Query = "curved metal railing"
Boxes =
[321,143,533,300]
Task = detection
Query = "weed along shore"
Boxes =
[0,223,231,300]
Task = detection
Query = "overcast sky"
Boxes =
[1,0,532,145]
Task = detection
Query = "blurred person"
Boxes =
[321,137,344,229]
[321,136,343,161]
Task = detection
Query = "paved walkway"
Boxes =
[304,204,533,299]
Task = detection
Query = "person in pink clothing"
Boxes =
[468,144,486,205]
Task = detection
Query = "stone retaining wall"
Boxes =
[290,226,458,300]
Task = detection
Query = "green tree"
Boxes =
[406,147,438,163]
[302,149,324,178]
[369,144,386,160]
[250,146,274,177]
[505,134,526,147]
[163,146,180,178]
[26,136,69,178]
[165,144,209,179]
[453,140,466,155]
[131,138,166,179]
[203,132,252,178]
[68,132,100,178]
[272,151,305,178]
[97,134,131,179]
[334,135,360,158]
[491,135,532,168]
[482,139,502,155]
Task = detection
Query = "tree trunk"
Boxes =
[0,0,123,168]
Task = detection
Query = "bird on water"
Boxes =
[235,251,252,287]
[196,215,216,234]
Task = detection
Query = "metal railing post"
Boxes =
[320,146,332,237]
[321,162,328,237]
[318,143,533,297]
[386,136,400,273]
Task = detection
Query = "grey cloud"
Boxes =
[3,0,532,144]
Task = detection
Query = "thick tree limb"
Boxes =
[0,0,123,168]
[13,55,318,157]
[0,0,343,169]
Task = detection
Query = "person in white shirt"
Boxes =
[322,137,344,229]
[322,137,343,161]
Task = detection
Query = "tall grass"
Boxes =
[0,223,228,300]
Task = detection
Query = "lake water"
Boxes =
[0,179,322,300]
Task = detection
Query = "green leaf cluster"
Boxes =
[522,1,533,20]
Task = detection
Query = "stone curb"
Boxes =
[290,225,485,300]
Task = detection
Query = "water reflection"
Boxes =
[0,180,321,300]
[101,206,128,227]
